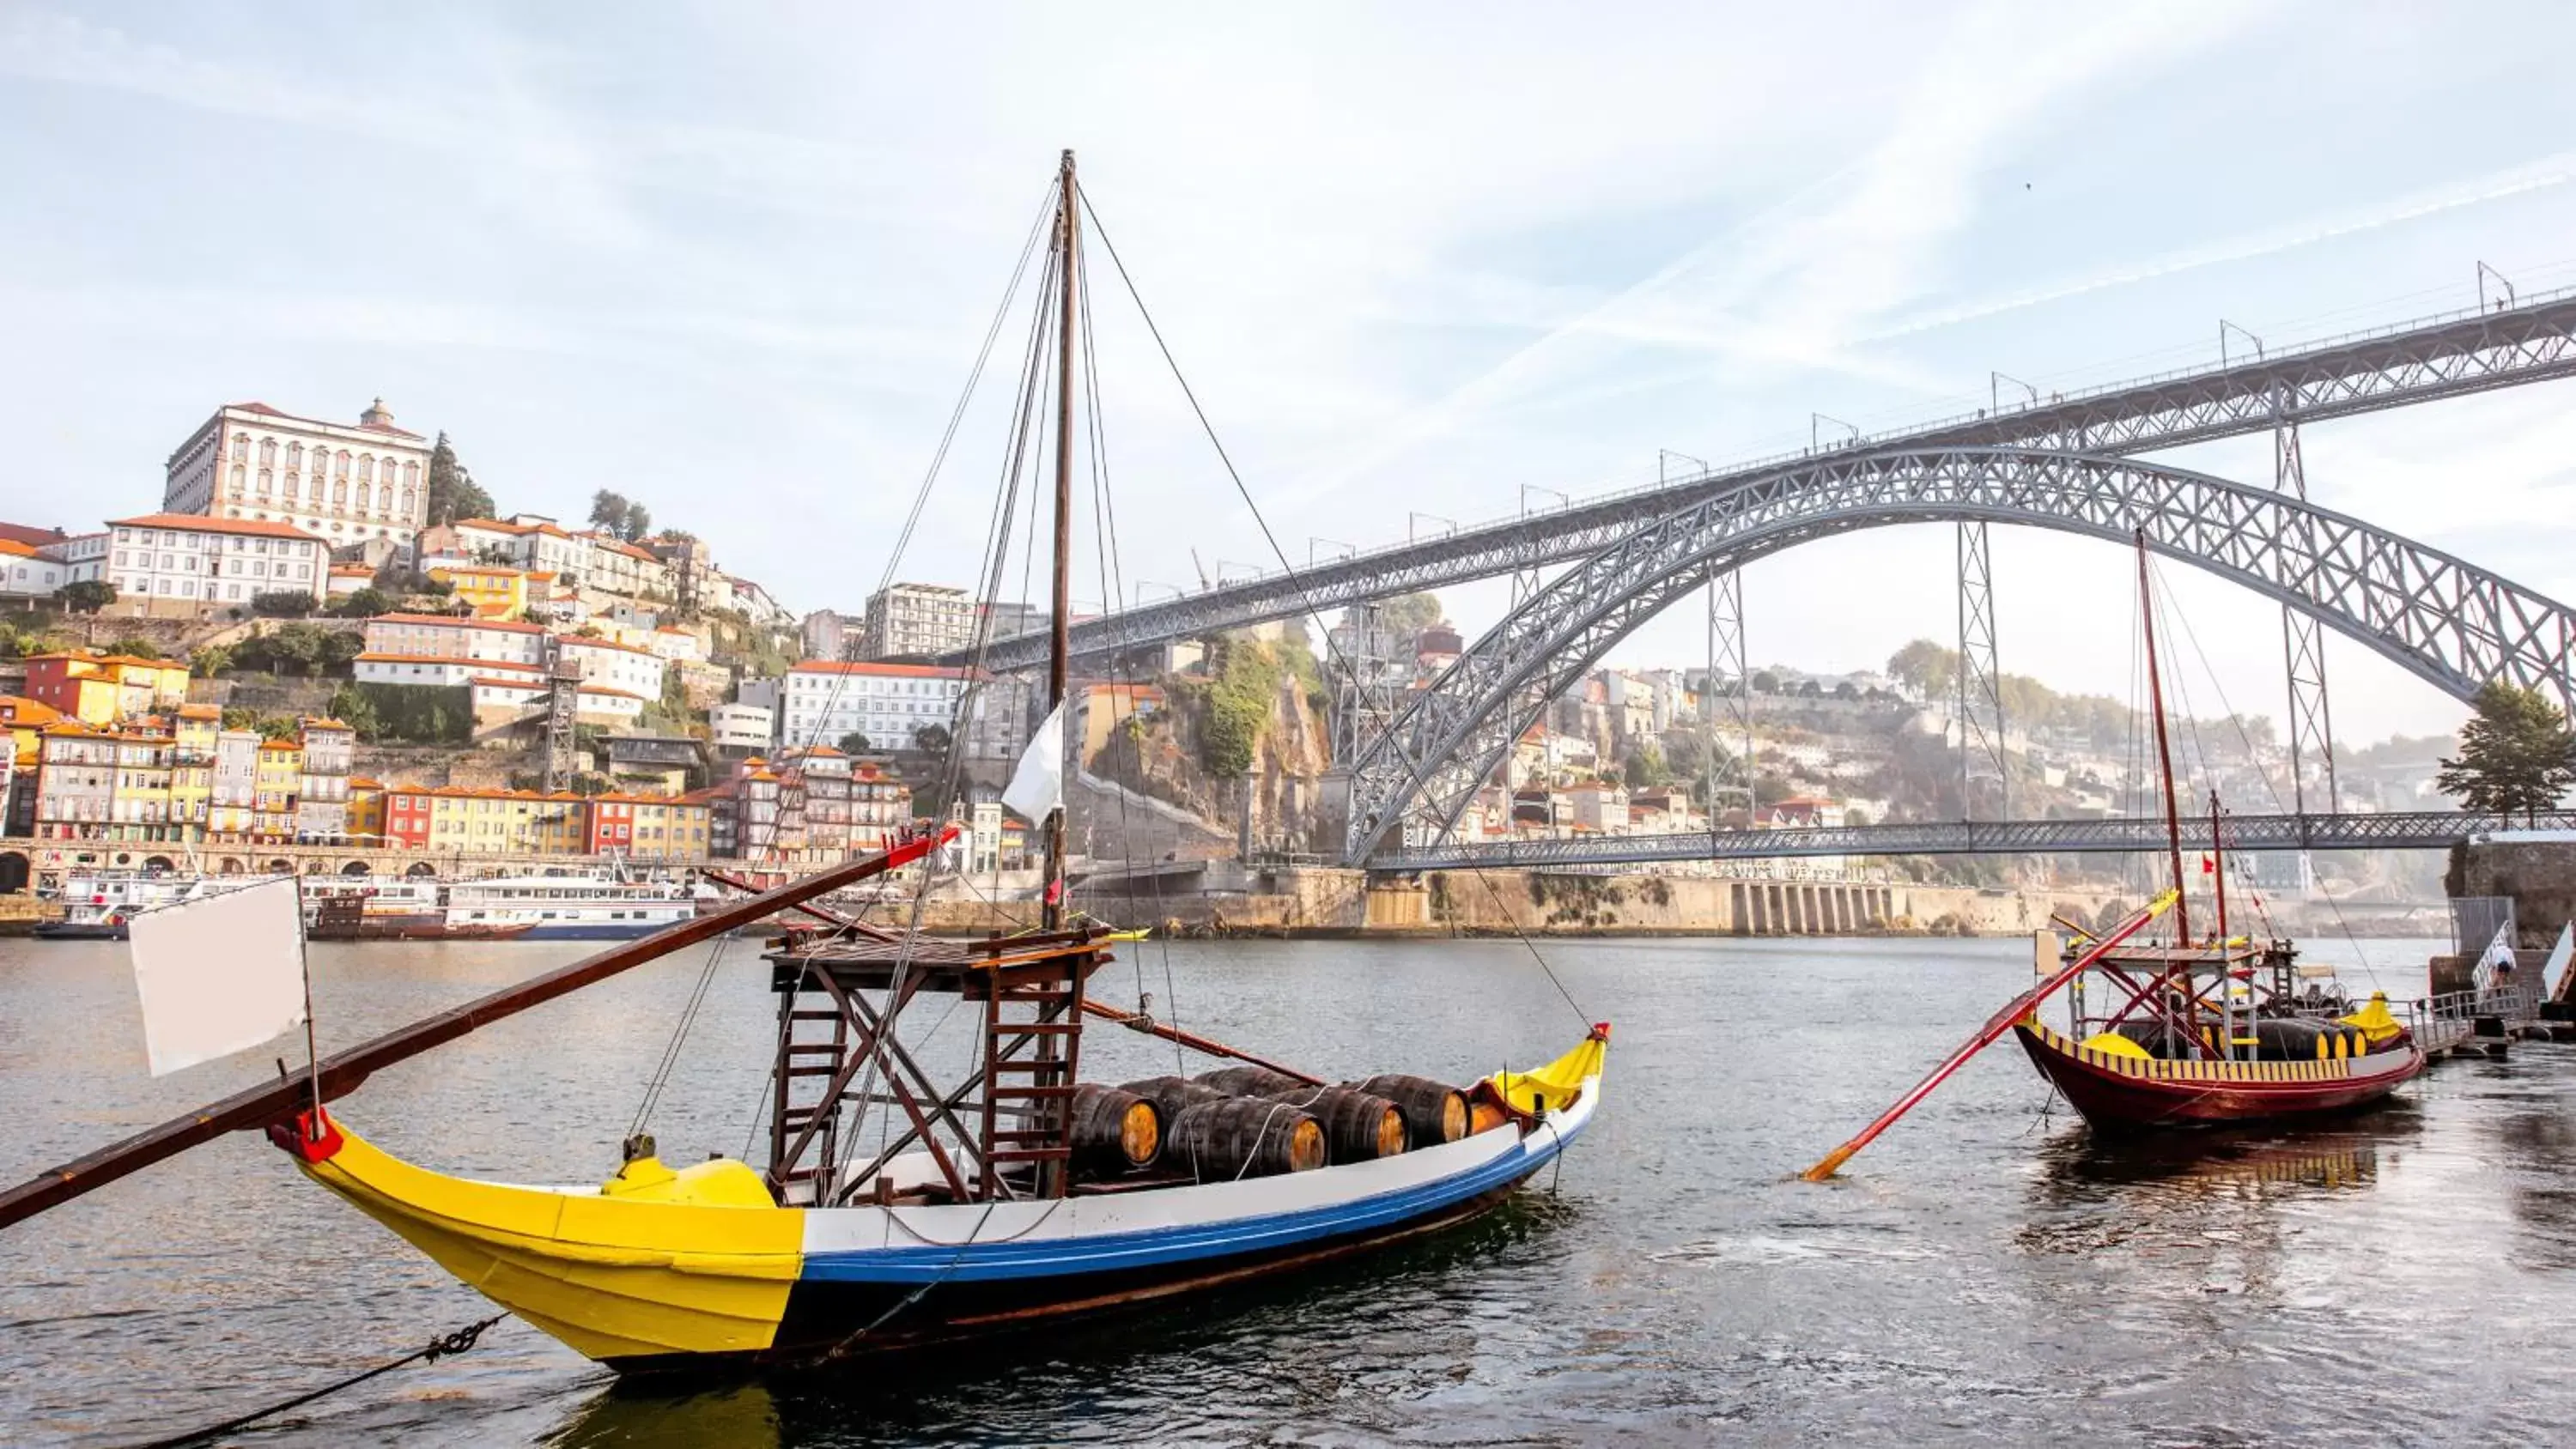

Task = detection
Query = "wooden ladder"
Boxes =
[769,996,848,1204]
[976,955,1088,1200]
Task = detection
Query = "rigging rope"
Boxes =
[1072,229,1188,1067]
[2148,556,2379,985]
[125,1313,507,1449]
[1076,185,1592,1031]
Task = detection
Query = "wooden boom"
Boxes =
[0,829,952,1233]
[1799,888,2178,1182]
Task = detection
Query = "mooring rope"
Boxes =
[125,1312,507,1449]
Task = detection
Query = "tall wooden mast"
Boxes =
[1042,149,1078,931]
[2136,529,2190,947]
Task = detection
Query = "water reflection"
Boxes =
[2479,1057,2576,1271]
[2032,1112,2411,1203]
[544,1197,1573,1447]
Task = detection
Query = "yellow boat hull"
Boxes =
[289,1121,805,1361]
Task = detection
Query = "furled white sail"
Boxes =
[129,877,307,1076]
[1002,702,1066,823]
[2547,922,2574,1001]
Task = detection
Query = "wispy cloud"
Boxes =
[1277,1,2272,504]
[1871,152,2576,344]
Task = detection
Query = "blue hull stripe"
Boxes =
[800,1115,1584,1286]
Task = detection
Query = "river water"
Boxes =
[3,932,2571,1446]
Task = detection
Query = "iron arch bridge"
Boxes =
[1343,446,2576,864]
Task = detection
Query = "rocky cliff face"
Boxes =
[1083,637,1337,856]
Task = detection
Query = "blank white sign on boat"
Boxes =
[129,876,307,1076]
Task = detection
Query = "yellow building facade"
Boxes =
[421,788,588,855]
[254,738,302,839]
[428,564,531,621]
[168,704,218,833]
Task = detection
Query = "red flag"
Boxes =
[2201,854,2215,874]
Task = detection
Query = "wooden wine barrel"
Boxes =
[1067,1084,1160,1175]
[1163,1098,1326,1179]
[1264,1086,1406,1162]
[1121,1075,1232,1127]
[1193,1064,1311,1098]
[1350,1074,1470,1149]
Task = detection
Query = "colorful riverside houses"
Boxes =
[168,705,220,834]
[22,651,191,725]
[106,731,178,842]
[295,718,355,843]
[253,737,301,840]
[208,728,261,837]
[33,724,116,839]
[579,792,714,863]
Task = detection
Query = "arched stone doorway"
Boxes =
[265,858,295,875]
[143,855,177,873]
[0,852,28,894]
[341,860,372,876]
[405,862,438,878]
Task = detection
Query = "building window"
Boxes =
[231,434,248,462]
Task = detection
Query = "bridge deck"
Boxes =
[1367,810,2576,871]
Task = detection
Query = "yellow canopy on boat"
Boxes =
[2338,991,2404,1046]
[1489,1027,1609,1113]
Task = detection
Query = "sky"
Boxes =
[5,3,2575,748]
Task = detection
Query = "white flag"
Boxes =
[2546,922,2574,1001]
[1002,703,1066,822]
[130,877,307,1076]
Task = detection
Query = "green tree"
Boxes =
[105,635,161,660]
[254,713,301,742]
[191,643,236,677]
[837,731,873,755]
[2437,682,2576,822]
[1380,592,1442,635]
[331,586,392,618]
[251,591,318,618]
[424,432,495,525]
[326,684,382,740]
[1886,639,1958,700]
[55,579,116,614]
[221,706,261,731]
[910,722,953,757]
[589,489,651,541]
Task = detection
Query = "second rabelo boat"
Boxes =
[2008,531,2424,1131]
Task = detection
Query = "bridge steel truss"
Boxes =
[1343,447,2576,862]
[1370,809,2576,871]
[957,288,2576,672]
